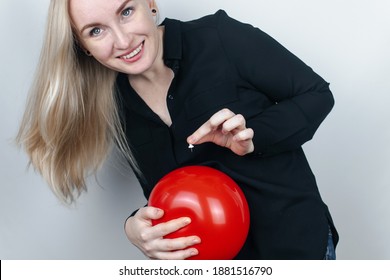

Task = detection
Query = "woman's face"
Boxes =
[70,0,161,75]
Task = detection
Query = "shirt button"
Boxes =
[168,95,174,100]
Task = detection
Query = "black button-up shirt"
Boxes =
[117,10,338,259]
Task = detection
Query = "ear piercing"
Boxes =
[152,8,157,14]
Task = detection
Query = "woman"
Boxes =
[17,0,338,260]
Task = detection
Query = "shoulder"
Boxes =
[163,9,253,35]
[178,9,232,31]
[177,9,260,40]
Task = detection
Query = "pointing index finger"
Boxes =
[187,109,235,144]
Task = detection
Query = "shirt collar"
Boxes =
[160,17,182,70]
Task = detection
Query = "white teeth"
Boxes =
[122,44,143,59]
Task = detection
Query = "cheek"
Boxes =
[88,41,113,61]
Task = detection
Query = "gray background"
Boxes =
[1,0,389,259]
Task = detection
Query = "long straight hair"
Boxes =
[16,0,138,203]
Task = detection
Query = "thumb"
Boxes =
[138,206,164,220]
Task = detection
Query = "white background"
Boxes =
[1,0,389,260]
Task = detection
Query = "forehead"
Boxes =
[69,0,135,27]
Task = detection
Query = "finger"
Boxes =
[221,114,246,134]
[155,235,201,252]
[232,128,254,142]
[209,108,236,128]
[154,247,199,260]
[155,217,192,237]
[146,217,192,240]
[188,109,235,144]
[142,234,200,260]
[136,206,164,220]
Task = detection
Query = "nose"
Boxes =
[112,27,131,50]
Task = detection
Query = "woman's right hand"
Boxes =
[124,206,201,259]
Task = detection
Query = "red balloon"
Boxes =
[149,166,250,260]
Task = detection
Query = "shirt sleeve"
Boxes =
[215,10,334,156]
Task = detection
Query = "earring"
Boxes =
[85,50,92,56]
[151,8,157,14]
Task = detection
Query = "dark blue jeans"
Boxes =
[324,228,336,260]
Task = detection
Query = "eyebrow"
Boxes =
[116,0,132,15]
[79,0,133,34]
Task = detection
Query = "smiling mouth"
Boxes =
[120,42,144,59]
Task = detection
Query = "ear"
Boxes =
[74,40,92,57]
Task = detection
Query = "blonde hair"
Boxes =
[16,0,137,203]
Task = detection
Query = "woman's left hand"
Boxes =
[187,108,254,156]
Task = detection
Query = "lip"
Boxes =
[118,41,144,63]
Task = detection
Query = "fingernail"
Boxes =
[188,136,196,143]
[193,237,201,244]
[190,249,198,256]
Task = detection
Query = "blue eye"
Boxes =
[90,27,101,37]
[122,7,133,17]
